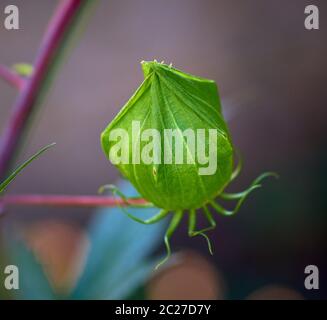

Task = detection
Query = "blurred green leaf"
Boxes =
[6,241,55,300]
[1,180,166,300]
[71,180,167,300]
[12,63,34,77]
[0,250,13,300]
[0,143,55,194]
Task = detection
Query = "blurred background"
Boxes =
[0,0,326,299]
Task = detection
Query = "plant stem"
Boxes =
[0,1,142,213]
[0,194,151,208]
[0,65,25,90]
[0,0,86,180]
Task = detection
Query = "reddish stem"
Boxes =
[0,1,149,211]
[0,0,84,179]
[0,65,25,90]
[0,194,150,208]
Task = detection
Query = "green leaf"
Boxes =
[70,180,167,300]
[5,240,56,300]
[12,63,34,77]
[0,143,56,194]
[101,260,156,300]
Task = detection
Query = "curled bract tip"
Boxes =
[97,184,117,195]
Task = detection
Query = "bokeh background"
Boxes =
[0,0,326,299]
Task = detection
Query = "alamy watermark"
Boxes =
[304,5,319,30]
[304,265,319,290]
[2,265,19,290]
[3,5,19,30]
[2,4,320,31]
[108,121,219,175]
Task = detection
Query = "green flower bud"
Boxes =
[101,60,233,210]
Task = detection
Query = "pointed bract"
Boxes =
[101,61,233,210]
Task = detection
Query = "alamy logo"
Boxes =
[3,5,19,30]
[3,265,19,290]
[304,265,319,290]
[304,5,319,30]
[108,120,219,175]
